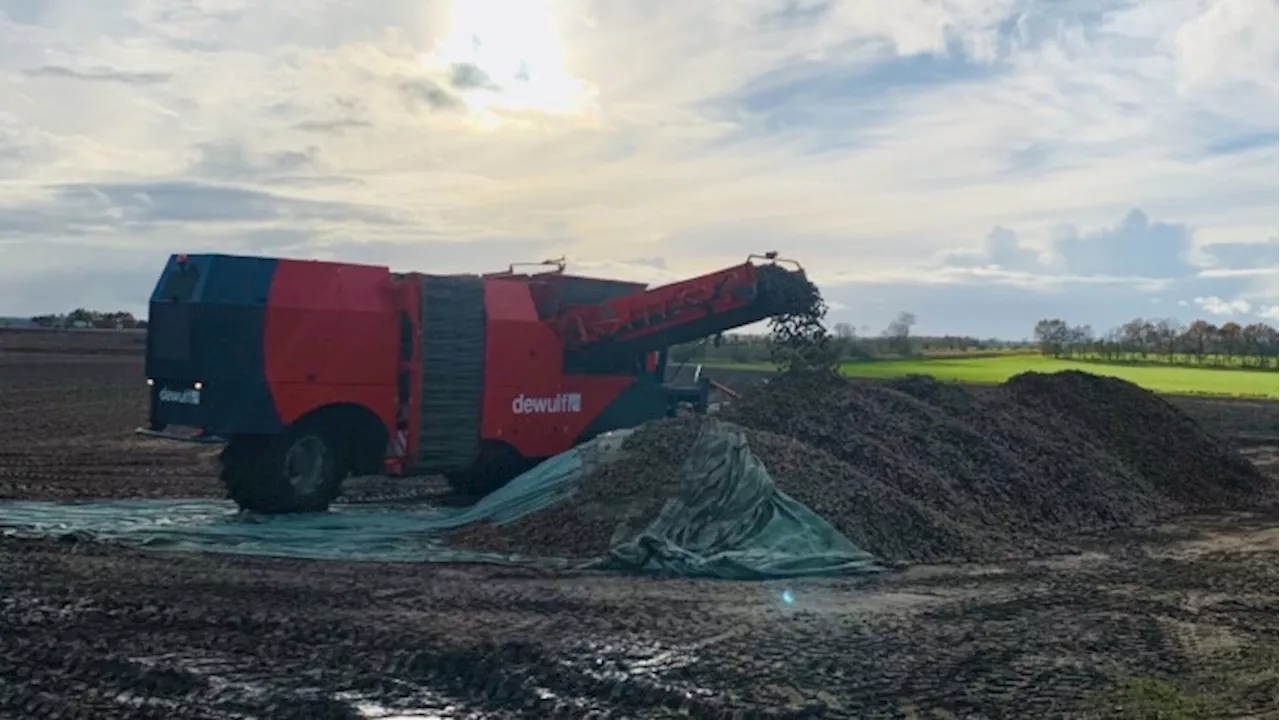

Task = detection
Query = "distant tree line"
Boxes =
[669,311,1027,365]
[30,309,146,330]
[1032,317,1278,370]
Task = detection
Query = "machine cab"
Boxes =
[144,253,281,439]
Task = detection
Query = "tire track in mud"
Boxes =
[2,330,1277,718]
[4,518,1277,719]
[2,540,1274,720]
[0,561,735,719]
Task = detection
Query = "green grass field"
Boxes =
[712,355,1279,398]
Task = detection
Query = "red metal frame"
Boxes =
[551,261,762,347]
[251,253,801,472]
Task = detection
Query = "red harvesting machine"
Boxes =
[139,252,812,513]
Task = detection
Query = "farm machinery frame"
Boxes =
[137,251,811,513]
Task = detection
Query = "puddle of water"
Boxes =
[352,703,450,719]
[560,636,717,705]
[132,651,468,719]
[342,693,463,719]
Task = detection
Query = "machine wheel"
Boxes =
[445,442,538,498]
[221,423,346,514]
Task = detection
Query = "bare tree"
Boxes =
[1217,321,1244,364]
[1242,323,1279,369]
[1151,318,1183,363]
[1118,318,1151,358]
[881,312,917,356]
[1179,320,1215,364]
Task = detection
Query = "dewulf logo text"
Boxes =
[159,388,201,406]
[512,393,581,414]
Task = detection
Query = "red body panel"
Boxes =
[263,259,399,431]
[257,261,641,467]
[478,277,634,457]
[247,254,794,473]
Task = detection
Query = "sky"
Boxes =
[0,0,1276,339]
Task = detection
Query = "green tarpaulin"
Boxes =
[0,421,882,579]
[596,419,882,578]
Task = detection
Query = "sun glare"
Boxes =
[427,0,592,118]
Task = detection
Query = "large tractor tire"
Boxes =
[220,422,346,514]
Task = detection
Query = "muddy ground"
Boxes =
[1,330,1277,718]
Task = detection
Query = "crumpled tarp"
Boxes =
[0,422,882,578]
[595,420,882,579]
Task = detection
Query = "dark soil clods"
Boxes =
[730,370,1271,562]
[454,369,1271,565]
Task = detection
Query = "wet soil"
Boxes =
[2,330,1276,718]
[732,372,1271,563]
[2,513,1274,718]
[459,369,1271,565]
[448,417,699,559]
[745,429,1018,564]
[0,352,222,502]
[685,364,1277,448]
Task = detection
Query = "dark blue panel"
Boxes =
[201,255,277,305]
[145,254,282,437]
[149,254,201,303]
[572,378,670,445]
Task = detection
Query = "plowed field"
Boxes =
[1,329,1276,719]
[0,350,218,502]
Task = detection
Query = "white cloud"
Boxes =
[0,0,1276,336]
[1193,295,1252,316]
[1197,267,1276,278]
[1174,0,1278,95]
